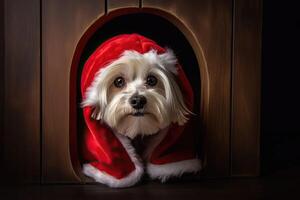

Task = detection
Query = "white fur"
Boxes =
[81,49,191,139]
[147,159,201,182]
[82,132,143,188]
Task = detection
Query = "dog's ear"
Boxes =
[152,48,191,125]
[157,66,192,126]
[81,70,108,120]
[168,76,192,125]
[81,88,105,121]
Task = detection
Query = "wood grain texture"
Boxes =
[0,0,4,176]
[143,0,232,177]
[2,0,40,182]
[42,0,104,183]
[108,0,140,12]
[231,0,261,176]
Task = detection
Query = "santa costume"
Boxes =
[81,34,201,188]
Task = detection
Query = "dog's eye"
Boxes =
[146,75,158,87]
[114,77,125,88]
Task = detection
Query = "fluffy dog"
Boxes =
[81,34,201,188]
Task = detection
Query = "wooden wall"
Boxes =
[0,0,4,179]
[42,0,104,183]
[2,0,40,182]
[231,0,261,176]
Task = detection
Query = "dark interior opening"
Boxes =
[75,13,201,170]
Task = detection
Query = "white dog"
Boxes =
[81,34,201,188]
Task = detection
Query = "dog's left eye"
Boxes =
[114,76,125,88]
[146,75,158,87]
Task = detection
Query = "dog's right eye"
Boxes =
[114,77,125,88]
[146,75,158,87]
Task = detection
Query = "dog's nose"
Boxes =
[129,95,147,109]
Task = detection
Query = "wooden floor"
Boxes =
[1,168,300,200]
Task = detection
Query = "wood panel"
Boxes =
[42,0,104,183]
[108,0,140,12]
[143,0,232,177]
[0,0,4,177]
[231,0,261,176]
[2,0,40,182]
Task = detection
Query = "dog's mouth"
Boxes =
[130,110,148,117]
[132,112,144,116]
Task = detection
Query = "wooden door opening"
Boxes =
[70,8,206,181]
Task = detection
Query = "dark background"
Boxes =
[261,0,300,175]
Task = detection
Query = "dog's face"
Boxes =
[82,49,191,139]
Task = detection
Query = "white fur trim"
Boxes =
[147,159,201,182]
[83,133,144,188]
[121,48,178,74]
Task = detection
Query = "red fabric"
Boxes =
[82,107,135,179]
[81,34,197,179]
